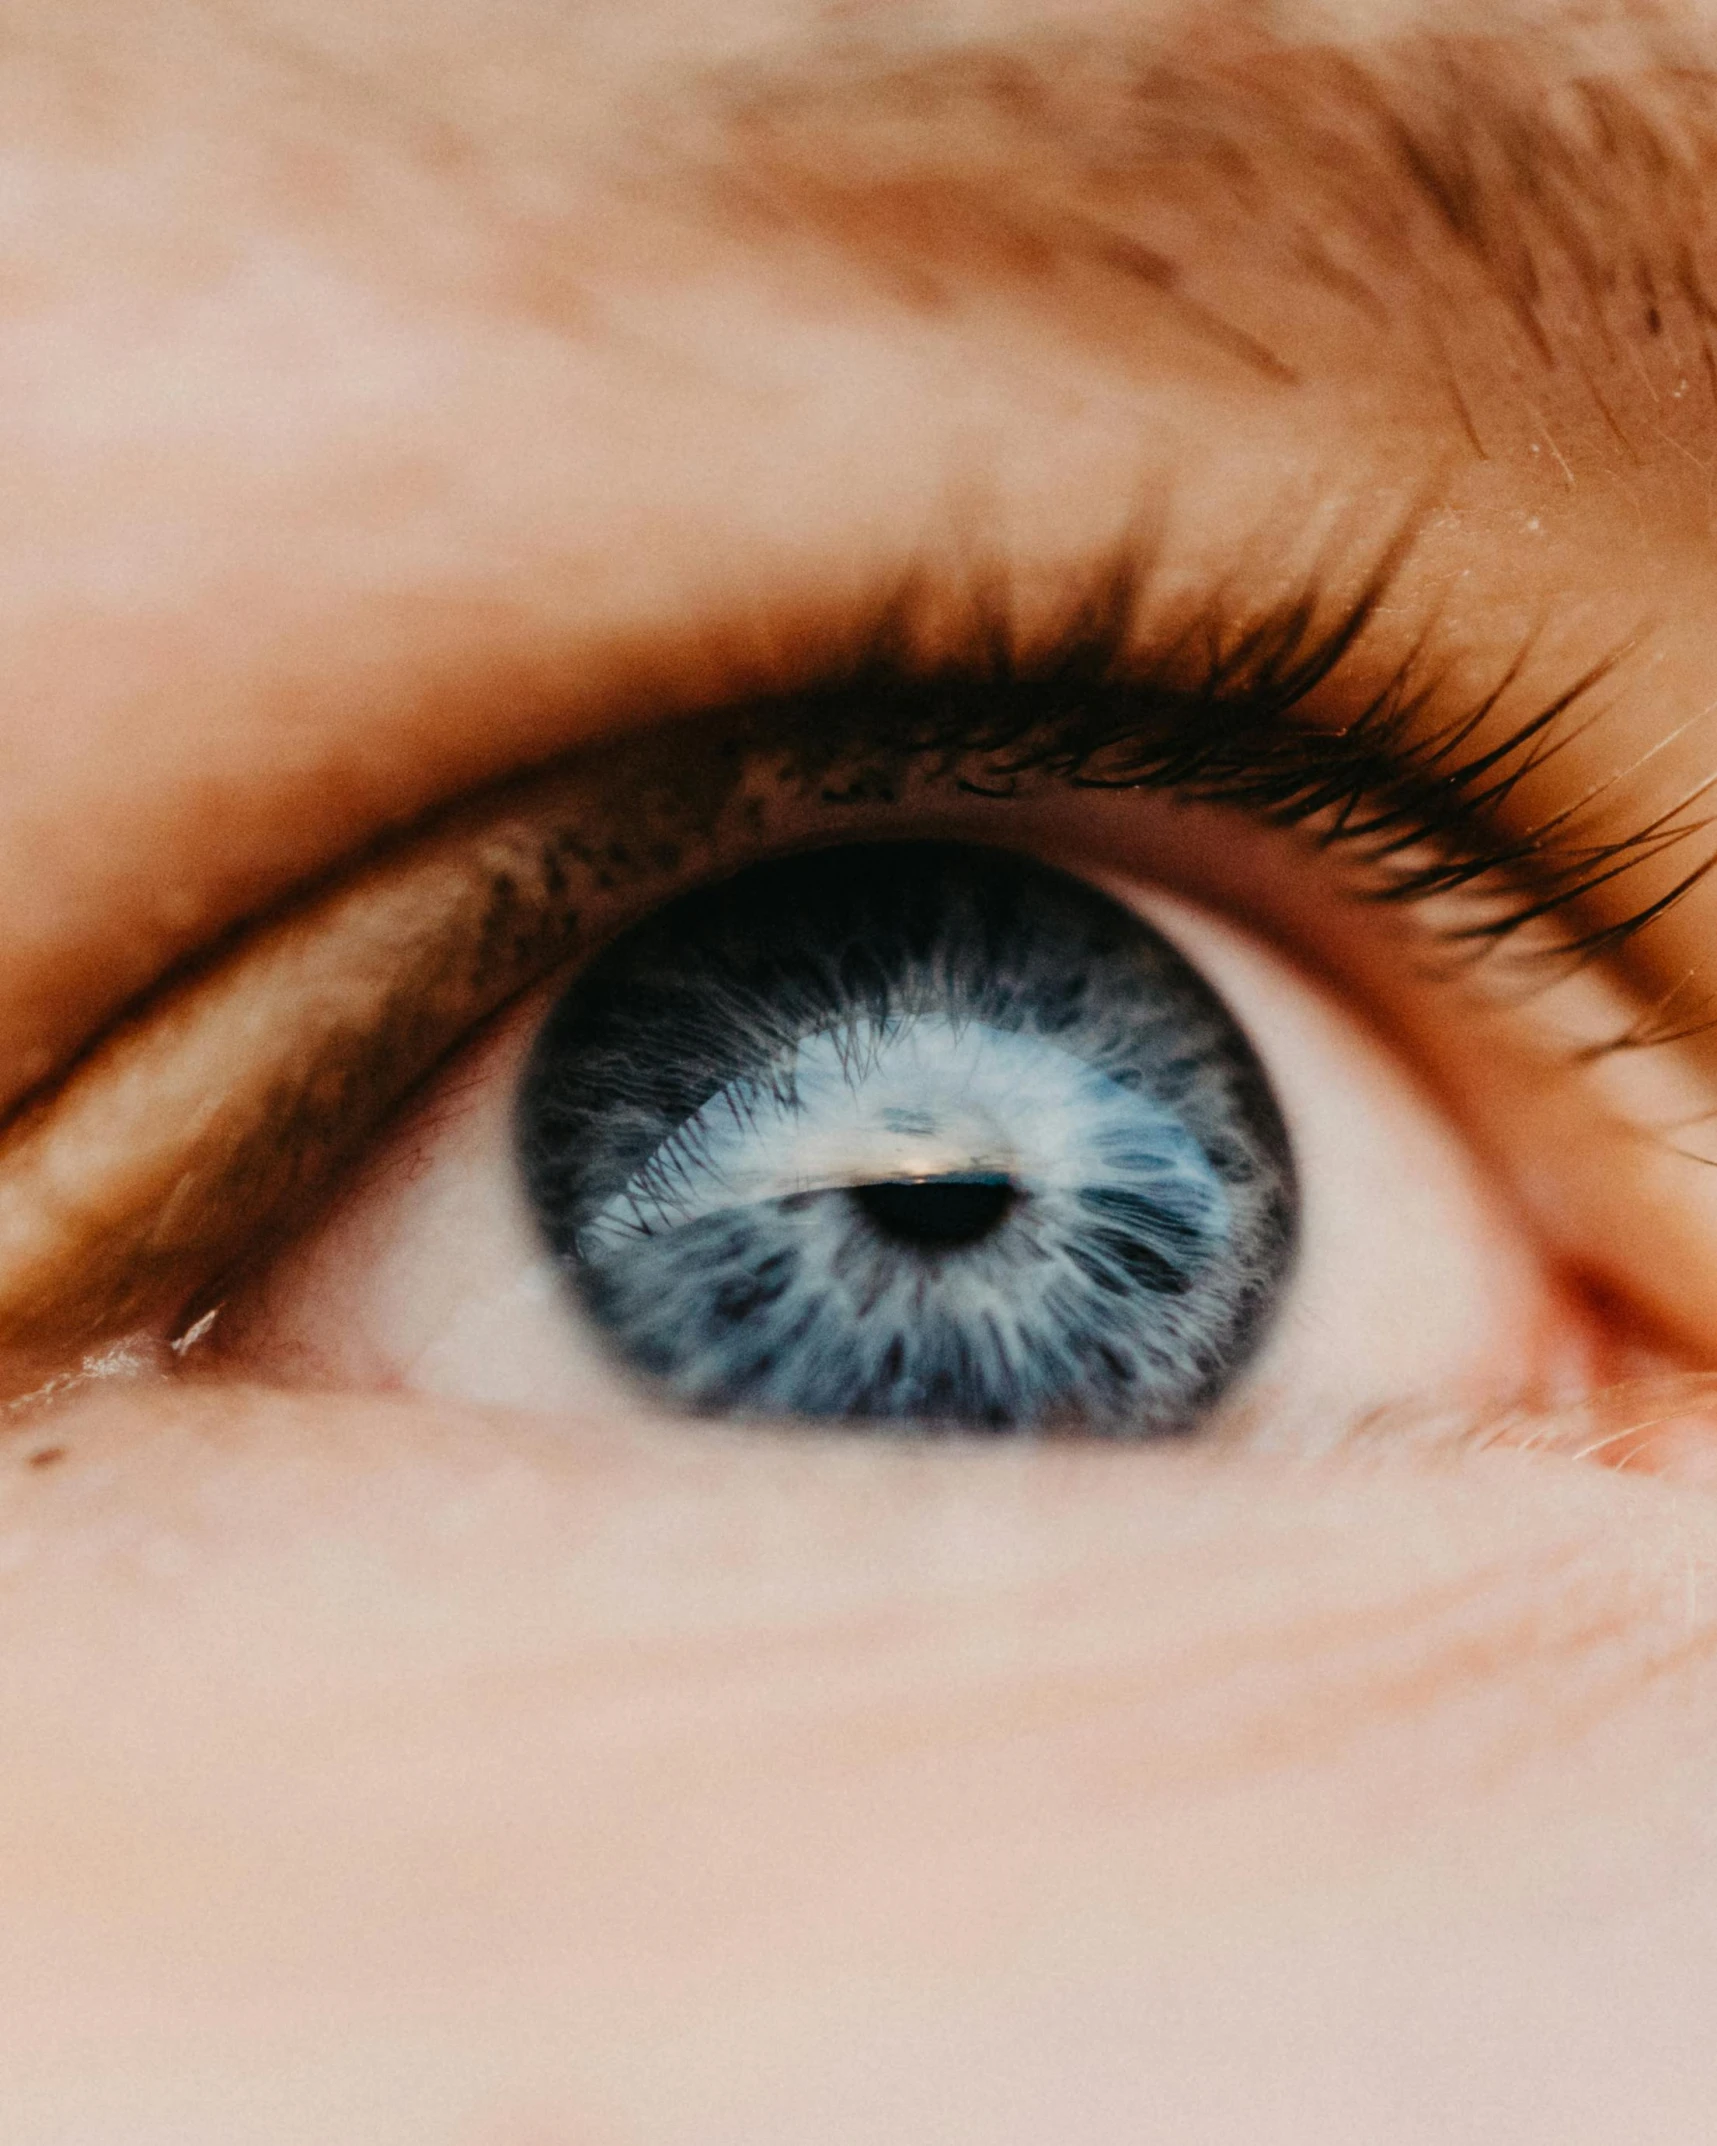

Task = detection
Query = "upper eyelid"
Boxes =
[0,545,1644,1389]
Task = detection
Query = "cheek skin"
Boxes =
[2,1386,1717,2142]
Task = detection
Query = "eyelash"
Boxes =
[0,525,1681,1386]
[760,535,1697,978]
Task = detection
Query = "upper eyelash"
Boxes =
[752,533,1709,987]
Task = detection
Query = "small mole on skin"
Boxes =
[26,1447,65,1469]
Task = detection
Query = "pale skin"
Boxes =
[12,2,1717,2140]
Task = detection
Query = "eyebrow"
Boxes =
[229,0,1717,401]
[679,13,1717,415]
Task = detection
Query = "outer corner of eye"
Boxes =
[198,837,1611,1457]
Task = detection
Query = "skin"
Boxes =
[9,1,1717,2138]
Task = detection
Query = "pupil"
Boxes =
[851,1174,1017,1248]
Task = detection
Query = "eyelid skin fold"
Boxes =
[0,736,755,1382]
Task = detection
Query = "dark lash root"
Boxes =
[734,530,1714,1018]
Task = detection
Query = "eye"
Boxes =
[205,828,1606,1445]
[0,563,1692,1436]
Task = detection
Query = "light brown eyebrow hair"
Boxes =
[669,14,1717,420]
[217,1,1717,403]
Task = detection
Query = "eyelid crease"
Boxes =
[0,542,1669,1389]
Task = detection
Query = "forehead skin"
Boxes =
[9,2,1717,2142]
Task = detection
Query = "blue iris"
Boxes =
[517,843,1296,1435]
